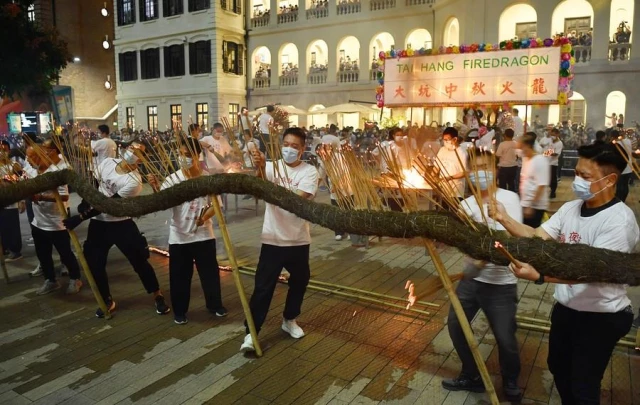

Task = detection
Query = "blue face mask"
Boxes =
[572,175,610,200]
[469,171,494,191]
[281,146,299,164]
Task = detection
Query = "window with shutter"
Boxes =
[163,0,183,16]
[221,0,227,10]
[232,0,241,14]
[189,0,210,12]
[139,0,158,21]
[118,0,136,25]
[119,51,138,81]
[222,41,229,73]
[164,44,185,77]
[190,40,212,74]
[237,44,244,75]
[141,48,160,79]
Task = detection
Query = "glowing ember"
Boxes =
[404,280,417,309]
[401,169,430,189]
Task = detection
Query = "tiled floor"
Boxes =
[0,178,639,404]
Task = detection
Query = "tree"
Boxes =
[0,0,71,98]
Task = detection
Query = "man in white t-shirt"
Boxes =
[257,105,275,158]
[491,142,638,405]
[436,127,468,207]
[200,123,233,168]
[87,125,117,179]
[443,149,523,402]
[613,129,633,202]
[371,128,412,211]
[544,128,564,199]
[25,142,83,296]
[512,108,524,137]
[238,107,253,133]
[321,124,341,147]
[153,138,226,325]
[518,132,550,227]
[240,127,318,353]
[63,142,169,318]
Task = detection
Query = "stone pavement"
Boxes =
[0,179,639,405]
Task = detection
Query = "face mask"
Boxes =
[179,156,193,168]
[281,146,299,164]
[572,175,610,201]
[123,149,139,164]
[469,171,494,191]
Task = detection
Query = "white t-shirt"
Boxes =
[261,160,318,246]
[242,138,261,167]
[620,138,632,175]
[258,113,273,134]
[161,171,216,245]
[513,116,524,137]
[91,137,117,173]
[30,161,69,232]
[436,147,468,198]
[321,134,341,148]
[239,115,252,131]
[547,140,564,166]
[541,199,639,312]
[461,189,522,285]
[201,134,233,158]
[539,136,552,149]
[94,158,143,222]
[520,154,550,210]
[199,138,225,174]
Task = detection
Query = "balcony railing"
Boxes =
[336,1,360,14]
[308,71,328,84]
[338,69,359,83]
[369,69,379,81]
[306,7,328,19]
[253,77,271,89]
[406,0,434,5]
[609,43,632,62]
[251,14,270,28]
[279,74,298,86]
[370,0,395,11]
[573,45,591,63]
[277,10,298,24]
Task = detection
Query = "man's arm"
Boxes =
[489,202,551,239]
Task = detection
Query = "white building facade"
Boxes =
[247,0,638,129]
[113,0,247,132]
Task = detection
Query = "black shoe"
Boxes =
[549,193,556,199]
[441,374,485,393]
[503,379,523,402]
[174,314,188,325]
[96,298,116,318]
[213,306,228,317]
[155,295,171,315]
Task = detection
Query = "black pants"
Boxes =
[0,208,21,254]
[550,165,559,197]
[31,225,81,282]
[615,173,631,202]
[26,198,34,224]
[245,244,310,334]
[169,239,222,316]
[548,303,633,405]
[448,279,520,381]
[523,208,545,228]
[498,166,517,192]
[83,219,160,301]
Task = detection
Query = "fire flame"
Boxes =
[401,169,430,189]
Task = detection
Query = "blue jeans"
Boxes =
[448,278,520,381]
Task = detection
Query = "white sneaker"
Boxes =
[66,279,83,294]
[37,280,60,295]
[282,318,305,339]
[240,334,255,352]
[29,264,43,277]
[335,234,343,241]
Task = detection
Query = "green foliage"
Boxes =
[380,115,405,129]
[0,0,71,98]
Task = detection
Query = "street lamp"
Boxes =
[104,75,112,90]
[101,2,109,17]
[102,35,111,50]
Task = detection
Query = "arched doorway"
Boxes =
[308,104,328,128]
[336,36,360,82]
[306,39,329,83]
[405,28,432,50]
[605,91,626,127]
[278,43,299,85]
[499,4,538,40]
[443,17,459,46]
[251,46,271,87]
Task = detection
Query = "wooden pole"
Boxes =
[210,195,263,357]
[52,191,111,319]
[423,239,499,405]
[0,240,9,284]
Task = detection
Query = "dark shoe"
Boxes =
[96,298,116,318]
[155,295,171,315]
[633,315,640,329]
[549,193,556,199]
[213,306,228,317]
[503,379,523,402]
[5,252,23,262]
[174,314,188,325]
[441,374,485,393]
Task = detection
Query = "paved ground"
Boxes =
[0,179,639,405]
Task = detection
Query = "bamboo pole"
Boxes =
[423,238,499,405]
[209,195,263,357]
[52,191,111,319]
[0,240,9,284]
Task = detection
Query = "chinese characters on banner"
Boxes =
[383,48,561,107]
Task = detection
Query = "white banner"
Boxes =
[383,47,561,107]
